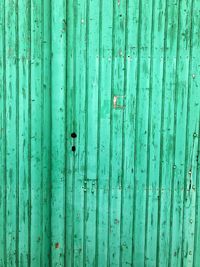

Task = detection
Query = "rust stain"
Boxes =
[55,242,60,249]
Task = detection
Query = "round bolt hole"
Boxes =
[72,146,76,152]
[71,132,77,138]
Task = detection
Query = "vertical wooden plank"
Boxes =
[120,0,138,265]
[42,0,51,265]
[96,0,113,266]
[144,1,166,266]
[132,0,153,265]
[182,67,199,267]
[108,0,127,266]
[67,0,87,266]
[194,123,200,267]
[73,0,87,264]
[51,0,67,265]
[84,0,100,265]
[30,0,43,265]
[182,0,200,265]
[157,0,179,265]
[169,1,193,266]
[120,2,141,266]
[5,0,18,265]
[18,0,31,265]
[192,4,200,266]
[0,0,6,265]
[65,0,74,265]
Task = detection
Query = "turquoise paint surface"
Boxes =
[0,0,199,266]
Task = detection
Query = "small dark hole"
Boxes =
[55,242,60,249]
[71,132,77,138]
[72,146,76,152]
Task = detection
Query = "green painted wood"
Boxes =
[65,0,74,265]
[181,0,200,264]
[97,1,113,266]
[120,1,137,265]
[0,1,200,267]
[0,1,6,265]
[192,2,200,266]
[5,1,18,265]
[42,0,51,265]
[30,1,43,264]
[70,1,86,266]
[18,0,30,265]
[85,0,100,265]
[170,1,193,266]
[144,1,166,266]
[157,1,180,266]
[51,0,67,265]
[132,0,153,265]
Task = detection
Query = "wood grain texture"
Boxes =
[0,0,199,266]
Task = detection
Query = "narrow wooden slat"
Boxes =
[194,120,200,267]
[132,0,153,265]
[18,0,31,265]
[182,67,199,267]
[65,0,74,265]
[96,0,113,266]
[192,3,200,266]
[0,1,6,265]
[30,0,43,265]
[144,1,166,266]
[42,0,51,265]
[169,1,193,266]
[157,0,180,265]
[182,0,200,264]
[69,0,87,266]
[5,0,18,265]
[120,0,138,264]
[85,0,100,265]
[108,1,127,266]
[51,0,67,265]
